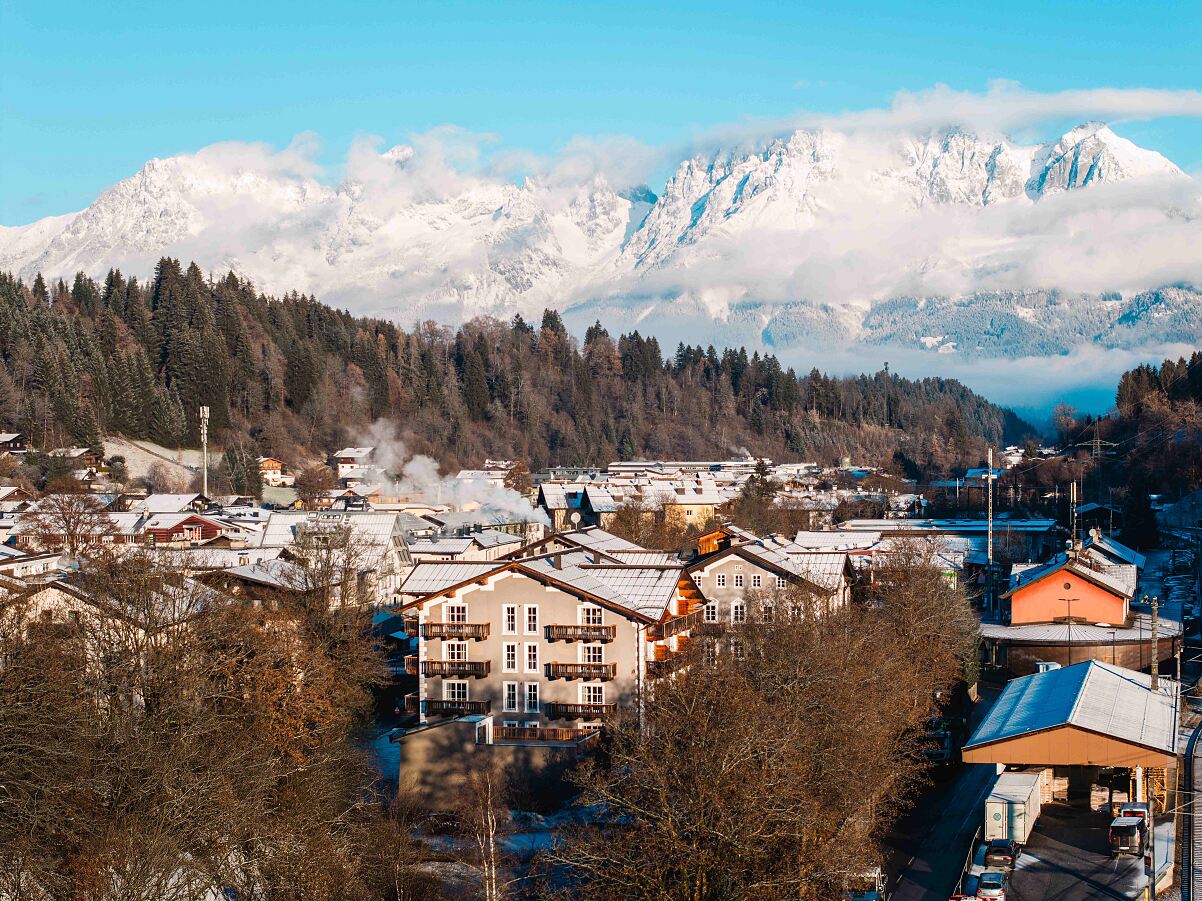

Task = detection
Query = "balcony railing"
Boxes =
[426,698,491,715]
[493,725,601,744]
[403,654,418,675]
[545,624,617,642]
[546,702,615,719]
[545,662,617,681]
[403,693,420,713]
[401,616,419,637]
[422,659,490,678]
[422,622,490,641]
[648,608,702,640]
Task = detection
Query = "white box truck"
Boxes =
[984,772,1042,843]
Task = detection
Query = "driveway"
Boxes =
[1007,804,1145,901]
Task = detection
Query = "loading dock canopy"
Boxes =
[963,661,1178,768]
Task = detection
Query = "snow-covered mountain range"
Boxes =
[2,121,1200,361]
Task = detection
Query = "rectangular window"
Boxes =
[503,720,518,728]
[524,604,539,634]
[733,574,744,588]
[444,680,468,702]
[525,682,540,713]
[445,641,467,662]
[525,642,539,672]
[445,604,467,624]
[503,682,519,712]
[751,574,762,588]
[704,602,717,622]
[580,605,603,626]
[582,684,604,705]
[762,603,774,623]
[716,573,727,588]
[583,644,604,664]
[503,642,518,672]
[776,576,787,589]
[524,720,540,728]
[732,603,746,624]
[503,605,518,634]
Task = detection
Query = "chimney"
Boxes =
[552,553,562,570]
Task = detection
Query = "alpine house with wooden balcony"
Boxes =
[395,547,704,740]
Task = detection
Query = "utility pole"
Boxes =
[199,405,210,499]
[1061,596,1078,665]
[987,447,995,611]
[1150,595,1159,692]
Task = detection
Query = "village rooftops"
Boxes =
[332,447,374,459]
[839,518,1058,533]
[964,660,1178,756]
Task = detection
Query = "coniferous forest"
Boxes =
[0,259,1031,472]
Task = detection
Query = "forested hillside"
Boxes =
[0,259,1031,472]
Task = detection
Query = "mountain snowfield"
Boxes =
[2,121,1200,363]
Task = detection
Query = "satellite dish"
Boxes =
[1089,528,1100,540]
[570,512,581,525]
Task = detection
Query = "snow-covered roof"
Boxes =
[258,511,407,548]
[1005,552,1135,599]
[333,447,374,459]
[965,661,1177,755]
[402,561,500,595]
[135,493,204,514]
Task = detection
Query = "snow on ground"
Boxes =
[103,436,205,485]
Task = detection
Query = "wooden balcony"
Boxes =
[647,653,688,678]
[545,624,616,642]
[403,693,420,713]
[403,654,418,675]
[546,702,615,719]
[544,662,616,681]
[401,616,419,637]
[422,659,490,678]
[422,622,490,641]
[425,698,491,715]
[493,725,601,744]
[648,608,702,640]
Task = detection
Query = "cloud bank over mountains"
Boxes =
[2,83,1201,410]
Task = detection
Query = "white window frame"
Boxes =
[703,602,717,622]
[443,680,468,702]
[733,573,744,588]
[503,605,518,634]
[581,683,605,705]
[524,720,540,729]
[525,682,540,713]
[503,720,519,728]
[503,681,519,712]
[503,642,518,672]
[732,602,746,624]
[776,576,788,589]
[445,603,467,624]
[579,604,603,626]
[581,644,604,665]
[524,604,539,635]
[525,642,540,673]
[751,574,762,588]
[716,573,727,588]
[445,641,467,662]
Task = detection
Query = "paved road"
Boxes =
[1008,804,1149,901]
[889,761,999,901]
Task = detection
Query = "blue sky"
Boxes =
[2,0,1200,224]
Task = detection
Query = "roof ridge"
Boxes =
[1065,660,1098,726]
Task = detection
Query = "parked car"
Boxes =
[984,838,1020,869]
[976,869,1007,899]
[1109,816,1147,857]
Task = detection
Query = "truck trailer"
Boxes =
[984,772,1042,844]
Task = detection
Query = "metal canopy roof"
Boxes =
[965,660,1178,755]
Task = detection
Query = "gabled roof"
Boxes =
[965,661,1177,755]
[401,550,684,623]
[136,493,205,514]
[1004,552,1134,600]
[689,540,849,592]
[333,447,374,459]
[1085,534,1146,570]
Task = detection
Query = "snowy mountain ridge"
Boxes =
[1,121,1198,360]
